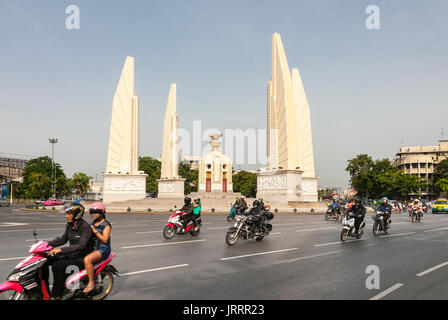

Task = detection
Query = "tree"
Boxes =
[69,172,91,197]
[346,154,375,200]
[434,159,448,194]
[233,170,257,198]
[179,162,198,195]
[15,156,67,199]
[138,156,161,193]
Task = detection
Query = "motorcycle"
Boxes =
[372,211,391,236]
[340,213,365,242]
[227,205,246,222]
[163,210,202,239]
[225,212,273,246]
[411,209,423,223]
[325,206,342,222]
[0,236,118,300]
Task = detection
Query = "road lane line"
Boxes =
[379,232,415,238]
[314,239,366,247]
[416,261,448,277]
[296,227,337,232]
[275,250,342,264]
[424,227,448,232]
[135,231,160,234]
[270,232,282,235]
[122,239,207,249]
[0,228,61,233]
[207,227,228,230]
[0,256,28,262]
[369,283,404,300]
[221,248,299,261]
[121,264,189,276]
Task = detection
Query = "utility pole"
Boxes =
[49,138,58,198]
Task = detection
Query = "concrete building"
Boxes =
[392,140,448,199]
[0,154,28,183]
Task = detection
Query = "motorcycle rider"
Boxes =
[330,198,342,216]
[179,196,194,230]
[247,200,263,234]
[413,198,423,220]
[377,197,392,227]
[44,203,95,299]
[346,199,366,236]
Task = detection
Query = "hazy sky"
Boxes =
[1,0,447,188]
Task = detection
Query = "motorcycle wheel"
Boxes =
[256,236,264,241]
[190,228,200,236]
[163,226,176,239]
[91,270,114,301]
[411,215,416,223]
[340,229,349,242]
[226,216,234,222]
[226,230,239,246]
[325,213,330,221]
[0,289,28,300]
[373,222,380,236]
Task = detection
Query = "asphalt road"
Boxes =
[1,207,448,300]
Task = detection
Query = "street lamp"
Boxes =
[49,138,58,198]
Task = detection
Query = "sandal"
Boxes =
[83,285,95,294]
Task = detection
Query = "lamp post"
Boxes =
[49,138,58,198]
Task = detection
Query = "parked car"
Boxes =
[432,200,448,214]
[43,199,64,206]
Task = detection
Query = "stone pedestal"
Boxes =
[256,169,318,205]
[157,178,185,198]
[102,173,148,205]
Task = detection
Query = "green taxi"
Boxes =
[432,200,448,214]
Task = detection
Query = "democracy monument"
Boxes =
[103,33,319,212]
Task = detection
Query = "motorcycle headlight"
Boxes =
[8,271,24,282]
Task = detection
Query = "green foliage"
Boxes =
[139,156,161,193]
[346,154,427,200]
[69,172,91,197]
[179,162,198,195]
[434,159,448,193]
[15,156,67,199]
[233,170,257,198]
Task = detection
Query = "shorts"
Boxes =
[97,245,111,260]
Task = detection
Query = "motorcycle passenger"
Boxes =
[238,196,248,214]
[413,199,423,219]
[377,197,392,227]
[346,199,366,236]
[192,197,202,232]
[45,204,95,299]
[83,202,112,294]
[180,196,194,230]
[330,199,342,216]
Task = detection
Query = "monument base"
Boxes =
[256,169,318,206]
[102,173,148,205]
[157,178,185,198]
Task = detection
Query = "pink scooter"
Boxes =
[0,239,118,300]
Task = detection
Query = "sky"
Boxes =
[0,0,447,188]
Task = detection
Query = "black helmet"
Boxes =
[253,200,260,208]
[64,204,85,220]
[184,196,192,205]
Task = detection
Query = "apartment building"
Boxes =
[392,140,448,199]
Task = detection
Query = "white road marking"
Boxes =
[296,227,337,232]
[270,232,282,235]
[135,231,161,234]
[314,239,366,247]
[424,227,448,232]
[122,239,207,249]
[416,261,448,277]
[121,264,189,276]
[369,283,404,300]
[275,223,304,226]
[275,250,342,264]
[0,222,29,227]
[0,256,28,262]
[207,227,228,230]
[379,232,415,238]
[0,228,61,233]
[221,248,299,261]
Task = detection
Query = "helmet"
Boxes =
[64,204,85,220]
[241,195,245,199]
[89,202,106,215]
[253,200,260,208]
[382,197,388,202]
[354,199,362,205]
[184,196,192,205]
